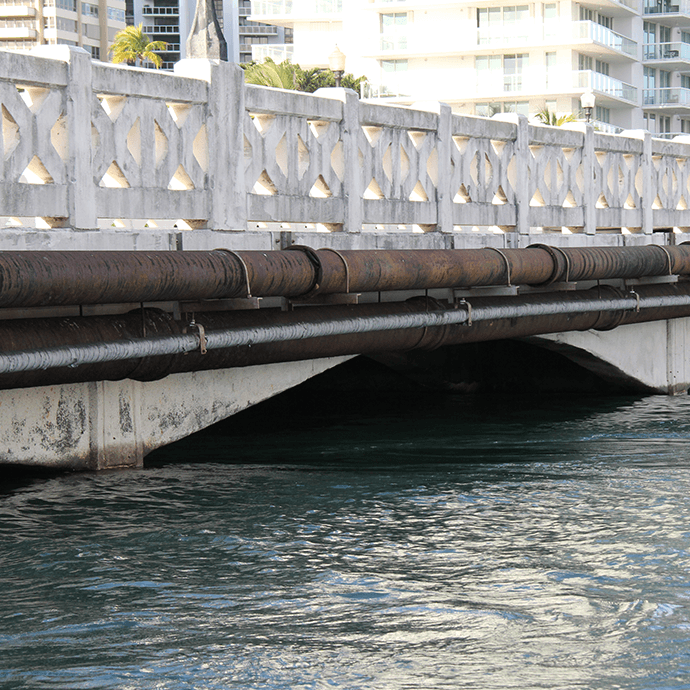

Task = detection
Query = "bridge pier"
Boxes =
[0,357,351,470]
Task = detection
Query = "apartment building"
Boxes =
[249,0,690,136]
[0,0,126,60]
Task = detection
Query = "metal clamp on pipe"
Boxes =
[286,245,324,297]
[185,319,207,355]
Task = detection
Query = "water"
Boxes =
[3,391,690,689]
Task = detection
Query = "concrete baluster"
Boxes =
[175,59,247,231]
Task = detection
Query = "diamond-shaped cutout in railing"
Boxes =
[276,134,288,176]
[310,175,332,198]
[297,134,309,179]
[408,131,426,151]
[127,117,141,165]
[167,102,192,129]
[409,181,428,202]
[17,85,49,114]
[250,113,275,136]
[154,120,168,167]
[51,112,68,162]
[677,196,687,210]
[362,126,382,147]
[193,125,208,173]
[168,164,194,190]
[454,184,471,204]
[563,191,577,208]
[19,156,53,184]
[596,193,609,209]
[625,194,637,209]
[97,94,127,122]
[652,195,664,209]
[2,105,20,159]
[364,177,384,200]
[253,170,277,195]
[427,148,438,187]
[530,188,546,207]
[331,141,344,182]
[453,136,469,155]
[100,161,130,188]
[309,120,330,139]
[493,186,507,205]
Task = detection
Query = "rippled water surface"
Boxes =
[3,392,690,689]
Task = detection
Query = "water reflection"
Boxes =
[2,394,690,688]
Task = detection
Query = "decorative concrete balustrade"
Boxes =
[2,45,690,235]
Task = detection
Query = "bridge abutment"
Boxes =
[535,316,690,395]
[0,357,351,471]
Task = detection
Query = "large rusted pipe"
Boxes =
[2,244,690,308]
[1,281,690,390]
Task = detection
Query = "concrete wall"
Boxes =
[0,356,351,470]
[4,47,690,236]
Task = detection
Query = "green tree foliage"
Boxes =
[110,24,167,68]
[242,58,367,94]
[535,108,575,126]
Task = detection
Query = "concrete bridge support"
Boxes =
[0,356,351,471]
[534,316,690,395]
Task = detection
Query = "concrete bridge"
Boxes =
[3,45,690,470]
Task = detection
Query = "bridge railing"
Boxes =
[2,45,690,234]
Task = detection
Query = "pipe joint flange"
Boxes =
[591,284,626,331]
[528,243,570,285]
[287,245,324,298]
[214,248,252,298]
[405,296,453,350]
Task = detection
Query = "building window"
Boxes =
[579,6,612,28]
[107,6,125,21]
[682,75,690,89]
[578,54,609,75]
[681,119,690,133]
[81,2,98,16]
[545,51,556,89]
[381,12,407,50]
[595,106,610,123]
[477,5,528,45]
[476,101,529,117]
[87,45,100,59]
[659,116,671,133]
[504,53,528,91]
[56,16,77,31]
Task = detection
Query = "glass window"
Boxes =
[543,3,557,19]
[504,53,527,92]
[682,75,690,89]
[595,105,610,123]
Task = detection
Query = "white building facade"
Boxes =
[0,0,126,60]
[249,0,690,136]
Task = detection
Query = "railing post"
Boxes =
[32,46,97,229]
[175,59,247,231]
[436,103,453,233]
[583,124,596,235]
[515,114,530,235]
[642,131,653,234]
[341,89,363,233]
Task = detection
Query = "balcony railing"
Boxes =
[142,23,179,33]
[251,43,294,62]
[644,87,690,106]
[250,0,341,15]
[576,70,637,102]
[643,41,690,60]
[142,6,178,14]
[644,0,690,14]
[574,20,637,57]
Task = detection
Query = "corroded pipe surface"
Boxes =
[1,281,690,390]
[2,245,690,308]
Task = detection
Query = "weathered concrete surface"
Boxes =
[534,316,690,395]
[0,356,351,470]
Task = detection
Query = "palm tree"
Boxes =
[535,108,575,126]
[110,24,167,68]
[243,59,299,89]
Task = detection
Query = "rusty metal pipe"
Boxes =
[3,244,690,308]
[1,281,690,390]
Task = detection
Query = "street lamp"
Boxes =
[581,90,595,124]
[329,46,346,88]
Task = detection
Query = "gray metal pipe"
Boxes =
[1,288,689,376]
